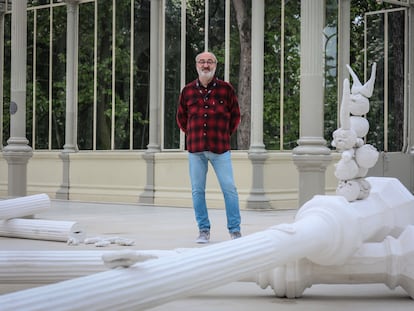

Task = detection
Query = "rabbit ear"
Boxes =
[340,78,351,130]
[346,64,362,91]
[346,63,377,98]
[363,62,377,98]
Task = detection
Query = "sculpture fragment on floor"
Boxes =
[1,226,413,300]
[0,193,50,219]
[0,193,85,243]
[0,218,85,242]
[0,177,412,310]
[246,225,414,299]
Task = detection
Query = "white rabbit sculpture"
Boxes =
[332,63,379,202]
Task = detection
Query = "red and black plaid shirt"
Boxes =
[177,77,240,154]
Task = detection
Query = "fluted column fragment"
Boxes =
[0,194,50,219]
[0,250,174,284]
[0,218,85,242]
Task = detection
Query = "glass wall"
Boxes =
[365,8,407,152]
[3,1,403,153]
[1,0,150,151]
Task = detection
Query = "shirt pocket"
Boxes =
[213,99,230,117]
[188,100,200,116]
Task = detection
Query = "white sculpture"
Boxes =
[332,63,379,202]
[1,226,413,298]
[0,218,85,242]
[0,177,412,310]
[0,193,50,219]
[0,193,85,243]
[247,225,414,299]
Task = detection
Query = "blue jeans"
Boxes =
[188,151,241,233]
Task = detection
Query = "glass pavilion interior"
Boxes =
[0,0,413,209]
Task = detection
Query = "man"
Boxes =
[176,51,242,244]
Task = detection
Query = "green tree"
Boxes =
[350,0,405,152]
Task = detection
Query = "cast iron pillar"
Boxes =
[247,0,270,209]
[3,0,32,197]
[292,0,332,207]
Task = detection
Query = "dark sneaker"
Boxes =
[230,231,241,240]
[196,230,210,244]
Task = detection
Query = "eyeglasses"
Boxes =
[197,60,216,65]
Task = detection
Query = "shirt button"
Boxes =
[203,123,207,127]
[203,132,207,136]
[204,114,207,117]
[204,105,209,109]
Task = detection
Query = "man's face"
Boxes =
[196,53,217,80]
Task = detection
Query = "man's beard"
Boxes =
[197,67,216,80]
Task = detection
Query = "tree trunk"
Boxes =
[232,0,251,150]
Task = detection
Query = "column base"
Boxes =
[138,152,155,204]
[247,151,271,209]
[3,141,33,197]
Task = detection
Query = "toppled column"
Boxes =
[0,194,50,219]
[248,225,414,299]
[0,218,85,242]
[0,177,412,310]
[2,226,414,301]
[0,250,171,284]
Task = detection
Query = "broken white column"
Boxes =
[249,225,414,299]
[0,193,50,219]
[0,177,412,311]
[2,224,414,301]
[0,218,85,242]
[0,250,172,284]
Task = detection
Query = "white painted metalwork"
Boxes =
[0,4,5,150]
[204,0,209,51]
[364,7,408,152]
[111,0,116,150]
[179,0,186,150]
[93,0,98,150]
[280,0,285,150]
[129,0,134,150]
[224,0,230,82]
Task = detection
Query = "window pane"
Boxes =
[132,0,150,149]
[35,8,51,150]
[163,0,181,149]
[324,0,338,148]
[78,2,95,150]
[115,0,132,149]
[387,10,405,151]
[51,5,67,149]
[281,0,300,150]
[96,0,113,150]
[366,13,385,151]
[264,0,282,150]
[263,0,300,150]
[2,14,11,147]
[27,10,34,147]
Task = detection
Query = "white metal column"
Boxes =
[292,0,332,207]
[247,0,270,209]
[3,0,33,197]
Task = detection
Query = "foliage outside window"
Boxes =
[1,0,406,153]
